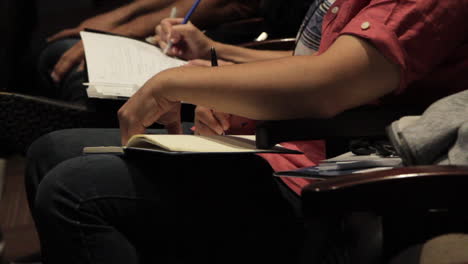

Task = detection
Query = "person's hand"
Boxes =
[118,82,182,145]
[47,14,123,83]
[194,106,231,136]
[50,41,86,82]
[154,18,215,60]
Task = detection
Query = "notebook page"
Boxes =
[80,31,186,97]
[127,135,294,153]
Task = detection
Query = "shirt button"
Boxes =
[361,21,371,30]
[331,6,339,14]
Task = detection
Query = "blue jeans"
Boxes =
[25,128,304,264]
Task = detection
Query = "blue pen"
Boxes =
[163,0,202,54]
[182,0,202,24]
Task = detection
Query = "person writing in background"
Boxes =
[38,0,260,102]
[26,1,468,263]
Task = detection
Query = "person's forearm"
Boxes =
[103,0,175,37]
[152,36,399,120]
[185,0,260,28]
[117,0,260,39]
[157,56,336,120]
[215,42,292,63]
[116,4,177,37]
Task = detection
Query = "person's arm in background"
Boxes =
[156,18,291,63]
[49,0,261,82]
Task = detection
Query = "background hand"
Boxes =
[50,41,86,82]
[155,18,215,60]
[47,14,124,82]
[194,106,231,136]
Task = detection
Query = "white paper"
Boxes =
[80,31,186,98]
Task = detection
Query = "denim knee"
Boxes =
[27,129,81,177]
[32,154,135,226]
[33,161,81,227]
[26,129,85,208]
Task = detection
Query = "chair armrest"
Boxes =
[255,105,423,149]
[301,166,468,216]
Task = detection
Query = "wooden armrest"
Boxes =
[240,38,296,51]
[255,105,423,149]
[302,166,468,215]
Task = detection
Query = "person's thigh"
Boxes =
[34,150,303,264]
[25,128,166,210]
[34,154,173,264]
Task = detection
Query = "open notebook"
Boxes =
[83,134,302,155]
[80,30,186,99]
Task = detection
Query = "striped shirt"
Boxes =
[294,0,335,55]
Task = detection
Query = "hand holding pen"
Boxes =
[146,7,178,45]
[164,0,201,54]
[154,1,216,60]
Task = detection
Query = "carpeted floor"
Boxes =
[0,155,40,262]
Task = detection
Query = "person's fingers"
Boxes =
[168,21,199,47]
[157,38,179,57]
[157,36,168,49]
[165,121,183,134]
[160,20,172,38]
[118,111,147,145]
[195,107,225,135]
[118,93,159,144]
[77,60,85,72]
[153,23,159,36]
[168,24,192,44]
[195,119,221,136]
[155,25,164,40]
[47,28,79,42]
[159,18,184,42]
[153,35,161,44]
[157,103,182,134]
[213,112,231,131]
[51,42,85,82]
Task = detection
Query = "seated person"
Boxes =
[37,0,260,103]
[26,0,468,263]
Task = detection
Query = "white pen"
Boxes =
[163,7,178,54]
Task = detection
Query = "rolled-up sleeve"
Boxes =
[337,0,468,93]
